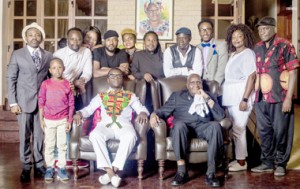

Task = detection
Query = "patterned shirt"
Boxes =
[254,35,299,103]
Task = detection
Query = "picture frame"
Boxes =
[165,42,176,49]
[136,0,173,40]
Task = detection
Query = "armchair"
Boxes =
[151,76,232,180]
[69,77,149,180]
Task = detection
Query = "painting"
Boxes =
[136,0,173,40]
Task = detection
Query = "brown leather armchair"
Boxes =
[150,76,233,180]
[69,77,149,180]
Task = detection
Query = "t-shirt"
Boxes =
[93,46,128,68]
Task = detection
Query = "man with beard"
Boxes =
[93,30,129,78]
[53,27,92,168]
[163,27,203,78]
[54,27,92,99]
[7,22,52,182]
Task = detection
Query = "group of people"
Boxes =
[6,15,298,188]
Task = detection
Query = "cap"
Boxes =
[175,27,191,36]
[121,28,137,37]
[103,30,119,40]
[256,16,276,27]
[22,22,46,42]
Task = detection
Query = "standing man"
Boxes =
[251,16,299,176]
[6,22,52,182]
[150,74,224,187]
[93,30,129,78]
[197,18,228,86]
[163,27,203,78]
[54,27,92,107]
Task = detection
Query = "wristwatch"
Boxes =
[205,96,212,103]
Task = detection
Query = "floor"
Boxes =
[1,143,300,189]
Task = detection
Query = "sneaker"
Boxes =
[274,166,286,176]
[99,173,111,185]
[229,162,247,172]
[251,164,273,173]
[111,175,122,188]
[57,168,69,181]
[228,160,237,167]
[44,167,54,182]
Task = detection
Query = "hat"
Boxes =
[256,16,276,27]
[103,30,119,40]
[121,28,137,37]
[175,27,191,36]
[22,22,46,42]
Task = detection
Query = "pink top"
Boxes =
[38,78,74,123]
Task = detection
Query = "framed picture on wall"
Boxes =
[165,42,176,49]
[136,0,173,40]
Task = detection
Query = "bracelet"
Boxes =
[242,98,248,102]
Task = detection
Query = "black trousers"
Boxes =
[255,101,294,167]
[170,119,223,175]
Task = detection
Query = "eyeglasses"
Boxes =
[199,28,213,33]
[108,74,123,79]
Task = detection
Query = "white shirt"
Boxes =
[163,45,203,77]
[27,45,41,58]
[222,48,256,106]
[53,46,92,83]
[200,39,213,71]
[79,90,149,126]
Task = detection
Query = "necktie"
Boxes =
[32,50,41,70]
[201,43,211,47]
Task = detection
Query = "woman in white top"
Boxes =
[222,24,256,172]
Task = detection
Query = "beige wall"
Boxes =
[108,0,202,50]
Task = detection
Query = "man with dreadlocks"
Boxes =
[73,68,149,187]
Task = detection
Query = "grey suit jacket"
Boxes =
[6,46,52,113]
[198,38,228,85]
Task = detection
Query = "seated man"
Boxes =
[150,74,224,187]
[73,68,149,188]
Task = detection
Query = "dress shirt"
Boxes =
[53,46,92,83]
[163,45,203,77]
[200,39,213,71]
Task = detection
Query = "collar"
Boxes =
[27,45,40,55]
[66,46,85,56]
[263,34,276,48]
[176,45,192,55]
[107,87,124,93]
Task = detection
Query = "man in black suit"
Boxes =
[150,74,224,187]
[6,22,52,182]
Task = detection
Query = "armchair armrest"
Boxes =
[152,119,167,160]
[134,118,150,160]
[69,123,82,160]
[219,117,232,144]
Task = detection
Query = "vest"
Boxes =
[170,45,196,68]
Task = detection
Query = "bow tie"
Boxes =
[201,43,211,47]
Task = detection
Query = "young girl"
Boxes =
[38,58,74,182]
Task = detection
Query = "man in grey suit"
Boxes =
[6,22,52,182]
[197,19,228,86]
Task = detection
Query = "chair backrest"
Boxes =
[92,77,146,105]
[157,76,220,106]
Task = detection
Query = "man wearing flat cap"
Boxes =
[6,22,52,182]
[163,27,203,77]
[93,30,129,78]
[251,16,299,176]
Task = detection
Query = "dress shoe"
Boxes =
[20,169,31,182]
[205,174,221,188]
[34,166,46,178]
[171,172,189,186]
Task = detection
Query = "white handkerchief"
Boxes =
[188,94,209,117]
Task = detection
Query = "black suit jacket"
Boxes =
[155,90,225,125]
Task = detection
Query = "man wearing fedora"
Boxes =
[6,22,52,182]
[251,16,299,176]
[163,27,203,78]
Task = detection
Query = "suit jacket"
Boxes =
[6,46,53,113]
[198,38,228,85]
[154,90,225,125]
